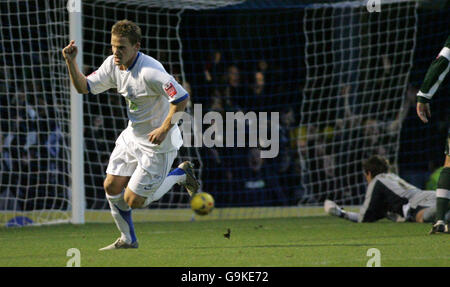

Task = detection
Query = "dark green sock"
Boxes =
[436,167,450,222]
[436,197,450,222]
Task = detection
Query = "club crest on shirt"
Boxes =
[163,82,177,98]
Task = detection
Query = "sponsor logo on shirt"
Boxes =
[163,82,177,98]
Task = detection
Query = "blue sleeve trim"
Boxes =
[171,93,189,104]
[127,52,141,71]
[86,81,91,94]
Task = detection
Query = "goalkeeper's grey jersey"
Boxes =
[359,173,435,222]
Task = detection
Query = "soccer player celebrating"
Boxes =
[324,155,450,224]
[416,35,450,234]
[62,20,199,250]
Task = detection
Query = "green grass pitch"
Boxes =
[0,216,448,267]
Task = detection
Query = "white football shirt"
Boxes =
[86,52,187,153]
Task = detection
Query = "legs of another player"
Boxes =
[436,156,450,221]
[104,174,138,245]
[431,154,450,233]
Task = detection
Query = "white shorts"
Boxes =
[106,129,178,198]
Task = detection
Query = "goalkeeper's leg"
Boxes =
[324,200,359,222]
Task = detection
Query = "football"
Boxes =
[190,192,215,216]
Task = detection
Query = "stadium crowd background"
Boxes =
[0,2,449,210]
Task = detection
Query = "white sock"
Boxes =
[144,168,187,206]
[106,191,137,244]
[436,188,450,199]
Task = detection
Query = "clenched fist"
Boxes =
[62,40,78,62]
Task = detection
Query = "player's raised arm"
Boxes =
[62,40,89,94]
[416,36,450,123]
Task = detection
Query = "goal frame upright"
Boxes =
[68,0,85,224]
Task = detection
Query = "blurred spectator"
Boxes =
[0,132,8,208]
[248,71,268,113]
[362,118,387,158]
[17,148,39,210]
[223,64,247,111]
[83,114,112,209]
[85,115,108,162]
[256,59,274,95]
[46,120,63,172]
[0,123,20,210]
[256,59,268,75]
[209,91,225,115]
[12,89,38,151]
[204,50,225,86]
[297,123,338,204]
[388,85,418,133]
[1,119,17,174]
[200,91,232,205]
[276,107,300,205]
[232,148,287,206]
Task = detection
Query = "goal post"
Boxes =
[68,0,85,224]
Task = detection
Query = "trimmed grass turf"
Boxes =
[0,216,448,267]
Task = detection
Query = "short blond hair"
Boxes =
[111,19,141,45]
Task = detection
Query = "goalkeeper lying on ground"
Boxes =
[324,155,450,224]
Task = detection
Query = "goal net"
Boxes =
[0,0,432,226]
[0,0,72,225]
[299,1,418,205]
